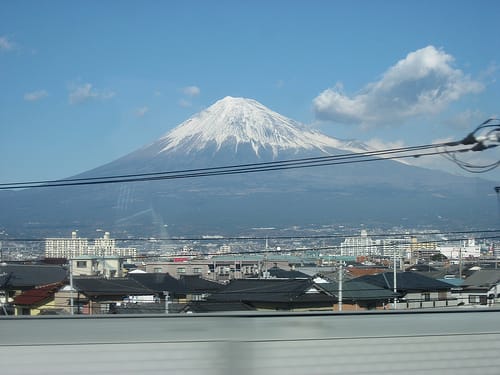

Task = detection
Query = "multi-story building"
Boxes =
[45,231,89,259]
[340,230,379,257]
[71,256,125,278]
[437,238,481,260]
[143,256,290,281]
[45,231,136,259]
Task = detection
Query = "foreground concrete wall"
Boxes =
[1,310,500,374]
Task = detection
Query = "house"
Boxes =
[71,256,125,278]
[356,271,458,309]
[143,255,293,281]
[58,277,156,314]
[203,278,336,311]
[0,263,67,315]
[453,269,500,306]
[13,282,63,316]
[317,280,399,311]
[128,272,223,303]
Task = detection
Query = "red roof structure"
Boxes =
[14,283,62,306]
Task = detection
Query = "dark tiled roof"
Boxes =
[179,275,223,293]
[73,277,154,298]
[0,264,67,289]
[127,273,182,293]
[128,273,222,295]
[318,280,399,301]
[356,272,453,293]
[267,266,310,279]
[462,270,500,287]
[207,278,335,304]
[185,301,256,313]
[346,267,388,278]
[13,283,62,306]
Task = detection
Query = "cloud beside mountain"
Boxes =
[68,83,115,105]
[0,36,15,51]
[24,90,48,102]
[313,46,484,127]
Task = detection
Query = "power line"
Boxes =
[1,119,498,190]
[4,229,500,243]
[0,143,474,190]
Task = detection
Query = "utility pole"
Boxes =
[338,262,343,312]
[69,258,74,315]
[459,246,463,280]
[164,291,170,314]
[393,245,397,310]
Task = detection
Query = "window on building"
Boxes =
[153,267,162,273]
[469,295,487,305]
[193,268,202,274]
[76,261,87,268]
[422,292,431,301]
[177,267,186,274]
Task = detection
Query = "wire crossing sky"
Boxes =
[0,1,499,181]
[0,141,479,189]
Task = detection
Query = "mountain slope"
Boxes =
[156,96,363,156]
[0,97,496,237]
[87,96,368,177]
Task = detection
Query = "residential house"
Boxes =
[453,269,500,306]
[144,255,292,281]
[356,271,458,309]
[71,256,125,278]
[128,272,223,304]
[203,278,336,311]
[13,282,63,316]
[317,280,399,311]
[0,263,67,315]
[58,277,156,314]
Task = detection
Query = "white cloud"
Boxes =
[181,85,200,97]
[135,106,149,117]
[24,90,48,102]
[313,46,484,127]
[68,83,115,104]
[365,138,406,151]
[0,36,14,51]
[443,110,488,130]
[178,98,192,107]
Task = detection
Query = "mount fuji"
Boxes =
[90,96,370,176]
[0,97,496,237]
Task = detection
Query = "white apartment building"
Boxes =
[45,231,89,259]
[437,238,481,260]
[340,230,379,257]
[45,231,136,259]
[380,237,411,259]
[340,231,412,259]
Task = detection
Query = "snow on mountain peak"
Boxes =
[158,96,361,157]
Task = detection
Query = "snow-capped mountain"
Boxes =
[155,96,365,157]
[89,96,369,176]
[0,97,496,238]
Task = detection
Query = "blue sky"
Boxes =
[1,0,499,182]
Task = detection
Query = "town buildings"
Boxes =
[45,231,136,259]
